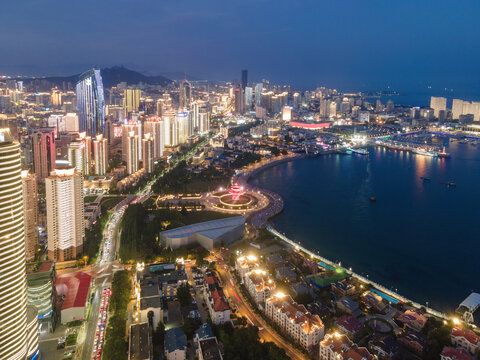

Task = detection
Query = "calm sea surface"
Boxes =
[250,140,480,311]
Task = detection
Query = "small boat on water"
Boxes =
[369,196,376,202]
[447,182,456,187]
[412,148,437,157]
[437,147,450,158]
[351,148,369,155]
[336,148,352,155]
[420,176,431,182]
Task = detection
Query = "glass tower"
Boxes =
[76,69,105,137]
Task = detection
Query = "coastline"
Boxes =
[242,153,450,321]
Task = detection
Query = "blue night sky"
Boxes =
[1,0,480,95]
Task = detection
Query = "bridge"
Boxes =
[266,226,449,320]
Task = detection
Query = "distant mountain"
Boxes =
[16,66,172,90]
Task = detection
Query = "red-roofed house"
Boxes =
[56,272,92,323]
[451,327,480,355]
[397,310,427,332]
[203,272,230,325]
[336,315,364,338]
[441,347,475,360]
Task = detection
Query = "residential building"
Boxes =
[336,296,362,317]
[93,134,107,175]
[165,327,187,360]
[142,133,154,173]
[451,327,480,354]
[265,292,324,349]
[32,127,56,180]
[144,115,164,159]
[244,269,276,304]
[319,332,373,360]
[122,120,142,161]
[441,347,475,360]
[430,96,447,118]
[0,128,39,360]
[126,131,139,174]
[396,310,427,332]
[332,280,356,298]
[397,331,426,356]
[235,254,260,281]
[124,89,141,114]
[21,170,39,261]
[68,136,90,175]
[203,272,230,325]
[179,79,192,110]
[198,338,223,360]
[46,168,84,261]
[368,335,400,360]
[76,69,105,137]
[361,290,387,312]
[336,315,363,339]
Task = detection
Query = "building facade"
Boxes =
[76,69,105,137]
[21,170,39,261]
[93,134,107,175]
[32,127,56,180]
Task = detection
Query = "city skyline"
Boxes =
[0,1,479,94]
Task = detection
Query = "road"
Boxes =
[215,264,308,360]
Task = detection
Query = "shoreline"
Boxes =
[242,152,450,321]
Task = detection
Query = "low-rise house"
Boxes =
[198,338,223,360]
[244,269,276,304]
[368,335,400,360]
[203,272,230,325]
[332,280,356,298]
[396,310,427,332]
[165,327,187,360]
[265,292,324,349]
[291,282,310,297]
[361,291,387,313]
[441,346,475,360]
[129,323,152,360]
[276,266,297,282]
[336,315,363,339]
[451,327,480,354]
[266,253,284,266]
[319,333,373,360]
[139,281,162,327]
[336,296,362,317]
[397,331,427,356]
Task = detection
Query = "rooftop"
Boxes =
[129,323,151,360]
[55,272,91,310]
[441,346,475,360]
[451,327,480,345]
[165,327,187,353]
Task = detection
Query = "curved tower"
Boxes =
[0,128,37,359]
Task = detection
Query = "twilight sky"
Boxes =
[1,0,480,93]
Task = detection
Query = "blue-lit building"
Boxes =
[76,69,105,137]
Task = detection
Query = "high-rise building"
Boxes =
[452,99,464,120]
[124,89,141,115]
[179,79,192,110]
[234,85,244,114]
[76,69,105,137]
[67,134,90,175]
[21,170,38,262]
[430,96,447,118]
[126,132,139,174]
[122,121,142,162]
[0,128,39,360]
[142,134,154,174]
[198,108,210,134]
[143,116,164,159]
[176,112,190,144]
[46,168,84,261]
[93,134,107,175]
[245,86,253,110]
[254,83,263,106]
[241,69,248,90]
[32,127,56,180]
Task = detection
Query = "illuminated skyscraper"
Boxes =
[234,85,244,114]
[93,134,107,175]
[32,127,56,180]
[122,121,142,162]
[124,89,141,115]
[254,83,263,106]
[21,170,39,262]
[179,79,192,109]
[126,132,139,174]
[245,87,253,110]
[143,116,164,159]
[176,112,190,144]
[142,134,154,173]
[68,134,91,175]
[76,69,105,137]
[0,128,39,360]
[46,168,84,261]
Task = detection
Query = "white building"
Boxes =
[451,327,479,355]
[265,292,324,349]
[235,254,260,281]
[203,272,230,325]
[144,116,164,159]
[142,133,154,174]
[319,333,373,360]
[46,168,84,261]
[430,97,447,118]
[93,134,107,175]
[126,131,139,174]
[244,269,276,304]
[21,170,39,261]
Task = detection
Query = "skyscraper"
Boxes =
[234,85,245,114]
[122,121,142,162]
[430,96,447,118]
[144,116,164,159]
[76,69,105,137]
[68,137,90,175]
[93,134,107,175]
[142,133,154,174]
[176,112,190,144]
[126,132,139,174]
[46,168,84,261]
[21,170,39,262]
[0,128,39,360]
[32,127,56,180]
[245,86,253,110]
[179,79,192,110]
[241,69,248,90]
[254,83,263,106]
[124,89,141,115]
